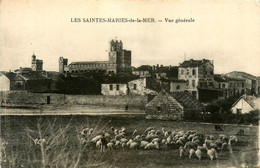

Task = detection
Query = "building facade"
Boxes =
[178,59,214,99]
[31,54,43,71]
[59,39,131,75]
[101,83,128,95]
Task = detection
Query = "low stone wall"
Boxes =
[0,91,148,109]
[0,91,66,105]
[65,95,147,109]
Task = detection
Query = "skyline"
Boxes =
[1,0,260,76]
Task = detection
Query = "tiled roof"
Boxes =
[180,59,212,67]
[134,65,152,71]
[19,72,49,81]
[160,77,187,83]
[244,95,257,109]
[171,91,204,111]
[70,61,111,65]
[103,73,139,84]
[146,91,183,113]
[214,74,245,82]
[4,72,25,81]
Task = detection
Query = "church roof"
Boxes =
[70,61,111,65]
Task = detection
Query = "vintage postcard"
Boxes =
[0,0,259,167]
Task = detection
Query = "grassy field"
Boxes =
[0,115,259,168]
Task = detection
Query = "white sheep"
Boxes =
[120,138,128,144]
[132,129,138,136]
[88,128,94,135]
[140,141,149,148]
[107,142,114,150]
[144,143,156,150]
[195,149,202,160]
[189,148,195,159]
[96,139,102,148]
[90,135,102,143]
[207,148,218,160]
[152,138,160,143]
[145,127,154,133]
[129,142,138,149]
[179,146,185,158]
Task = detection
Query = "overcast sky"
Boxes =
[1,0,260,76]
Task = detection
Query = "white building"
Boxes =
[0,75,10,91]
[231,95,259,114]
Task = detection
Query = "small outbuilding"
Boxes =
[231,94,259,114]
[145,91,184,120]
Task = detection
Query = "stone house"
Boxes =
[171,91,204,115]
[231,95,259,114]
[145,91,184,120]
[226,71,260,96]
[199,74,246,102]
[101,83,128,95]
[145,90,204,120]
[0,69,51,93]
[128,77,159,95]
[178,59,214,99]
[132,65,152,77]
[160,78,187,93]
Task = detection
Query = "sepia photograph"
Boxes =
[0,0,260,167]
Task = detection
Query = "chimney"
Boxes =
[169,65,171,70]
[160,65,163,67]
[157,64,159,69]
[153,65,156,70]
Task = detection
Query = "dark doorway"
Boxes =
[47,96,51,104]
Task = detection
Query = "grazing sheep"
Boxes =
[129,142,138,149]
[189,148,195,159]
[120,138,128,144]
[207,148,218,160]
[144,143,156,150]
[221,142,228,151]
[107,142,114,150]
[91,135,103,143]
[114,129,119,135]
[82,128,89,134]
[132,129,138,136]
[152,138,160,143]
[154,141,160,149]
[145,127,154,133]
[96,139,102,148]
[88,128,94,135]
[134,135,142,142]
[115,133,125,140]
[115,141,121,148]
[195,149,202,160]
[121,142,127,149]
[179,146,185,158]
[140,141,149,148]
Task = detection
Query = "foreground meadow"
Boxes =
[0,115,258,168]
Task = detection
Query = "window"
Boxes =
[192,69,196,76]
[133,84,137,90]
[219,84,221,89]
[116,84,119,90]
[230,83,233,88]
[176,85,180,90]
[109,84,113,90]
[157,106,161,112]
[210,71,213,75]
[186,69,190,75]
[242,82,244,87]
[192,80,195,87]
[237,83,239,87]
[222,84,225,88]
[181,69,184,75]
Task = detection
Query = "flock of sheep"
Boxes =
[79,126,239,160]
